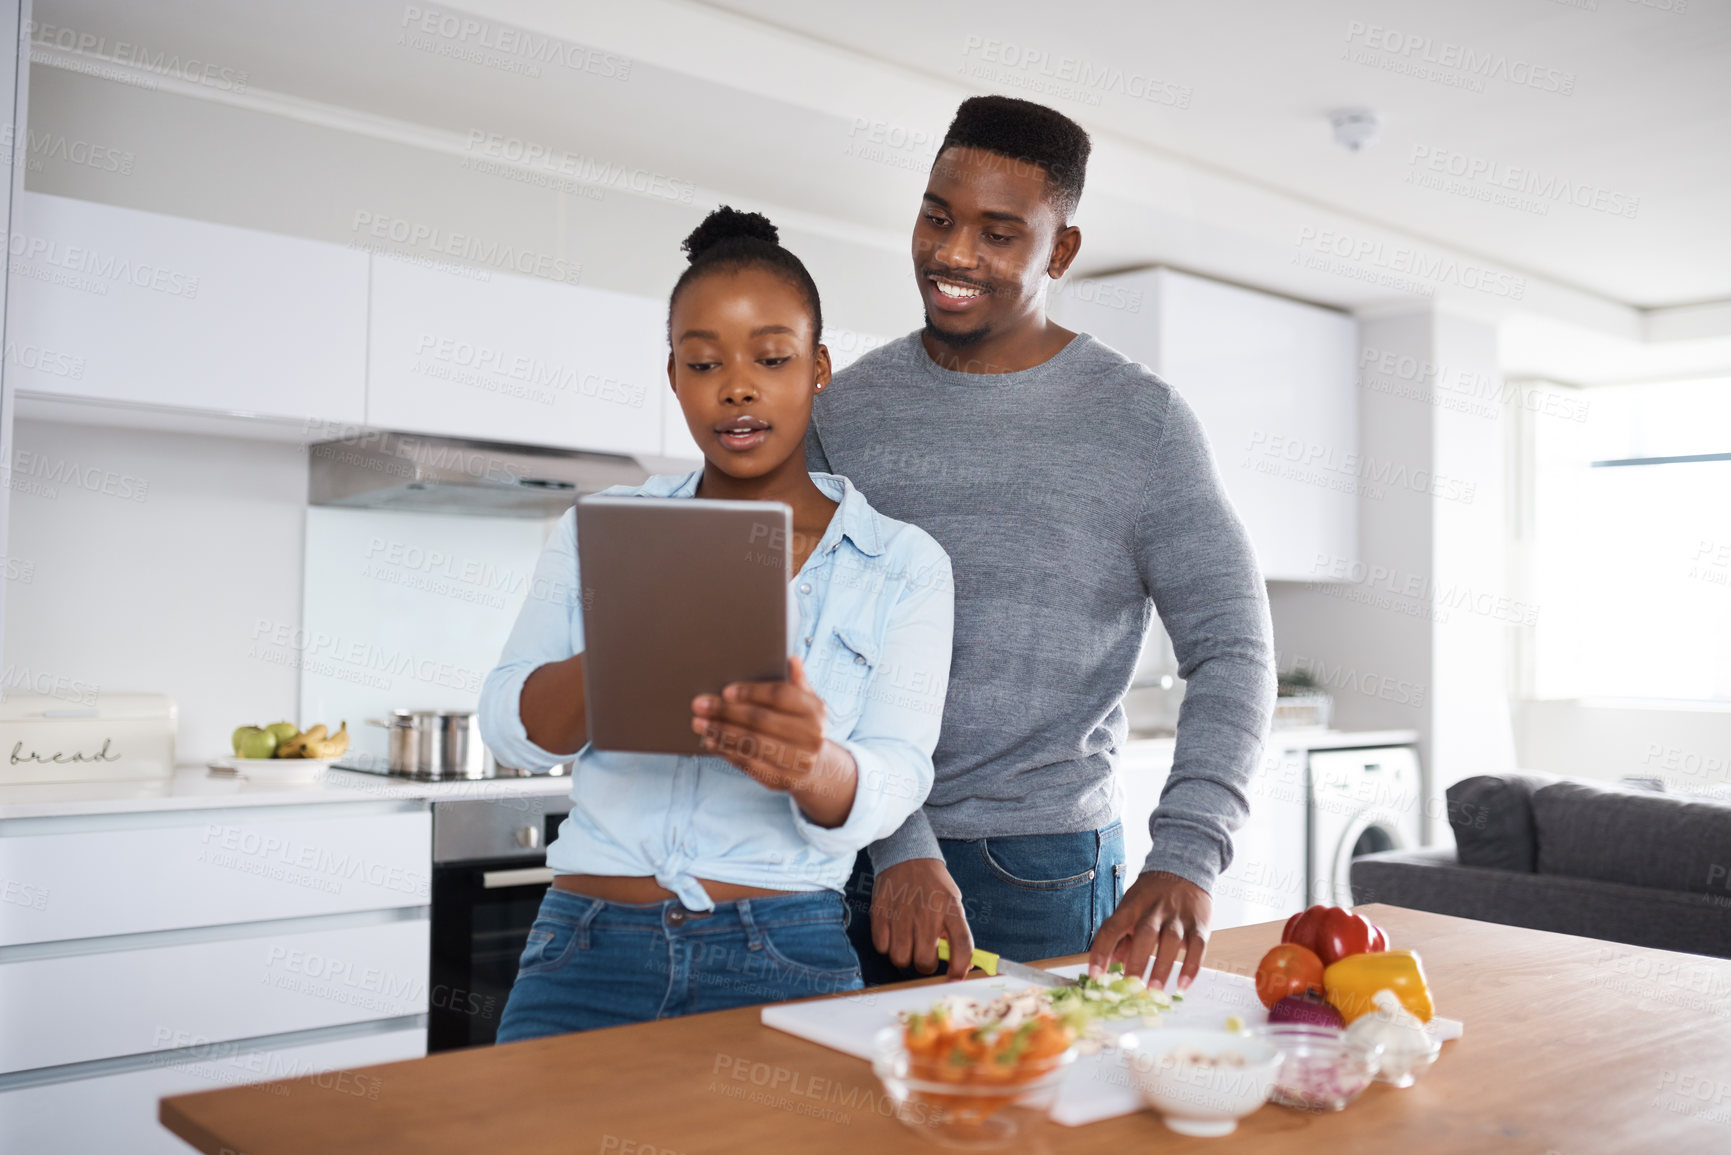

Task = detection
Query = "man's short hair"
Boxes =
[936,95,1092,221]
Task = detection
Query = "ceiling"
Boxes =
[701,0,1730,310]
[25,0,1731,347]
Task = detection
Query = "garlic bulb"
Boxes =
[1344,989,1441,1088]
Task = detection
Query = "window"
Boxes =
[1524,378,1731,703]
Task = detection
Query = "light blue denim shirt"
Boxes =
[479,471,954,911]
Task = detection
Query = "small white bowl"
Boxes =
[1118,1027,1283,1138]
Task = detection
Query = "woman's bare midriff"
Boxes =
[551,874,794,905]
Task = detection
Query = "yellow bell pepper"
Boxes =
[1323,949,1434,1024]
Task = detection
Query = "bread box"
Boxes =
[0,694,177,785]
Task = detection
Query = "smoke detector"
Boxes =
[1330,108,1380,152]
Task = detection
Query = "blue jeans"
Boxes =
[495,888,862,1042]
[844,821,1126,986]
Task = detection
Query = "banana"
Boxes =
[276,724,326,759]
[305,722,349,760]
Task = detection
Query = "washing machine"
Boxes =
[1308,746,1424,909]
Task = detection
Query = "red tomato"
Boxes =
[1255,943,1326,1008]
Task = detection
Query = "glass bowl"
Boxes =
[870,1026,1076,1149]
[1253,1024,1382,1112]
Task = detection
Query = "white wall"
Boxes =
[0,0,30,669]
[1427,310,1520,803]
[1516,701,1731,790]
[1266,306,1521,842]
[3,419,306,763]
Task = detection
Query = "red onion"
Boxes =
[1268,993,1345,1030]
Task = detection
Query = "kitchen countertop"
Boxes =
[1,729,1416,821]
[0,765,573,821]
[1123,728,1418,752]
[1266,727,1419,749]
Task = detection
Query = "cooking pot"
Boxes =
[366,709,490,779]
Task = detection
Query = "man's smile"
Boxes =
[926,271,992,311]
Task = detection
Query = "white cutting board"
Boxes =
[761,964,1464,1127]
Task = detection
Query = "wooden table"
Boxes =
[160,905,1731,1154]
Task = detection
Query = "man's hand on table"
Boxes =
[871,857,975,980]
[1088,870,1212,991]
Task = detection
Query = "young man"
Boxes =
[806,95,1275,991]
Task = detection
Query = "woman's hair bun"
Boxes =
[681,205,779,264]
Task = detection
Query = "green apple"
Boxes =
[231,725,256,755]
[264,721,300,745]
[234,727,277,760]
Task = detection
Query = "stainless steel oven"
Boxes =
[429,793,570,1052]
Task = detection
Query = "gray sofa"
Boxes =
[1350,772,1731,959]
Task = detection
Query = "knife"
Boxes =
[936,940,1078,988]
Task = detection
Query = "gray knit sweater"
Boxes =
[805,331,1275,892]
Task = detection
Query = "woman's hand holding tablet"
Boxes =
[690,654,858,828]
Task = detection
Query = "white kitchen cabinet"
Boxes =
[0,799,433,1155]
[0,915,428,1073]
[0,1026,424,1155]
[4,192,367,423]
[0,805,430,946]
[368,256,664,455]
[1054,268,1357,580]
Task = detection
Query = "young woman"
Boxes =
[480,207,955,1041]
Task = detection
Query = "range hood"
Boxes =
[309,433,653,518]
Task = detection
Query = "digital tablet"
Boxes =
[576,495,791,754]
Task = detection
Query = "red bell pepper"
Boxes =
[1281,904,1389,966]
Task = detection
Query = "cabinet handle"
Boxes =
[480,866,556,889]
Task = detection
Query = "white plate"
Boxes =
[207,756,342,782]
